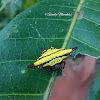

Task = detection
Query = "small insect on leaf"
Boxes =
[28,45,77,69]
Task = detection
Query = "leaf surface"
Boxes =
[0,0,100,100]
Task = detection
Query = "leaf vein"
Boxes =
[74,28,94,33]
[17,18,72,23]
[0,60,36,64]
[71,36,100,52]
[83,17,100,26]
[83,6,100,12]
[0,94,44,96]
[62,0,84,48]
[49,5,77,9]
[7,37,65,40]
[88,0,100,4]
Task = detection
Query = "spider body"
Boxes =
[28,45,77,69]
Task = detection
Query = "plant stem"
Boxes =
[62,0,84,48]
[0,0,12,12]
[43,71,57,100]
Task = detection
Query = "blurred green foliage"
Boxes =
[23,0,37,9]
[0,0,39,30]
[96,91,100,100]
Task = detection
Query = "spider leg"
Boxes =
[61,61,66,69]
[44,66,50,71]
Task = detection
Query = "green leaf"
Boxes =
[0,0,100,100]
